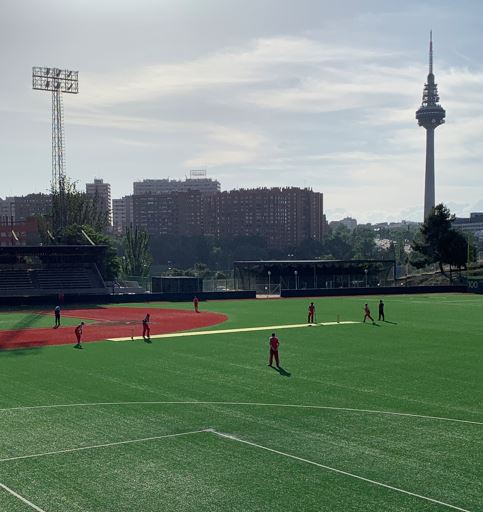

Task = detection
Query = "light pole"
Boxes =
[393,241,398,284]
[267,270,271,297]
[32,66,79,230]
[294,270,298,290]
[364,268,368,288]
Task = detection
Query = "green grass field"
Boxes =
[0,294,482,511]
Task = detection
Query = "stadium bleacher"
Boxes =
[0,246,109,296]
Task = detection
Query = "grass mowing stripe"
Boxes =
[0,401,481,426]
[108,320,359,341]
[0,429,210,463]
[0,483,47,512]
[209,430,474,512]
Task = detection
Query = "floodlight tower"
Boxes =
[415,32,445,219]
[32,67,79,229]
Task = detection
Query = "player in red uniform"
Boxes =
[268,332,280,368]
[363,303,375,324]
[193,296,199,313]
[307,302,316,324]
[74,322,85,348]
[142,313,151,341]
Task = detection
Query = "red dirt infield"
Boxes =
[0,307,228,350]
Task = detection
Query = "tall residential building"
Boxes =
[112,196,133,234]
[133,176,220,196]
[204,187,323,249]
[86,178,112,224]
[126,187,324,249]
[416,32,446,219]
[132,191,204,237]
[0,197,15,224]
[13,193,51,222]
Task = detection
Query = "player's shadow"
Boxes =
[383,320,398,325]
[271,365,291,377]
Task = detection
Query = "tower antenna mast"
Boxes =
[415,33,445,219]
[32,66,79,230]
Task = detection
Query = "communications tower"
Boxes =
[415,32,445,219]
[32,66,79,229]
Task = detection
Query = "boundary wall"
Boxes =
[467,280,483,294]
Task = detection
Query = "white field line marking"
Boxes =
[0,429,209,464]
[209,430,473,512]
[0,401,481,427]
[0,483,46,512]
[108,320,359,342]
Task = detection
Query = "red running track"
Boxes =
[0,307,228,350]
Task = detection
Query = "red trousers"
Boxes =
[269,349,279,366]
[363,313,374,322]
[143,325,150,337]
[75,333,81,344]
[308,312,314,323]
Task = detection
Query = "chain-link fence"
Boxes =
[202,278,237,292]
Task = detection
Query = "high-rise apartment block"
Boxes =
[86,178,112,224]
[112,196,133,234]
[203,188,324,248]
[120,186,324,248]
[13,193,51,222]
[132,191,205,237]
[0,197,15,224]
[133,173,220,196]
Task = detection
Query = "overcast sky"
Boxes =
[1,0,482,223]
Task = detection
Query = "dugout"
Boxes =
[234,259,396,292]
[151,276,202,293]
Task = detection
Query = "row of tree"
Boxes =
[147,225,394,270]
[37,182,474,282]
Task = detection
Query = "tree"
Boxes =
[121,226,152,278]
[351,226,377,259]
[324,225,354,260]
[412,204,469,275]
[56,224,120,280]
[51,178,108,235]
[440,230,468,270]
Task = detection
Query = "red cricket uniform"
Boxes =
[75,324,83,344]
[142,315,150,338]
[269,335,280,367]
[193,297,199,313]
[308,303,315,323]
[363,305,374,323]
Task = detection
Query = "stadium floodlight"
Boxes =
[32,67,79,94]
[32,66,79,230]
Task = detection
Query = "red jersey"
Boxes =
[193,297,199,305]
[75,325,83,336]
[269,336,279,350]
[364,305,371,315]
[309,304,315,313]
